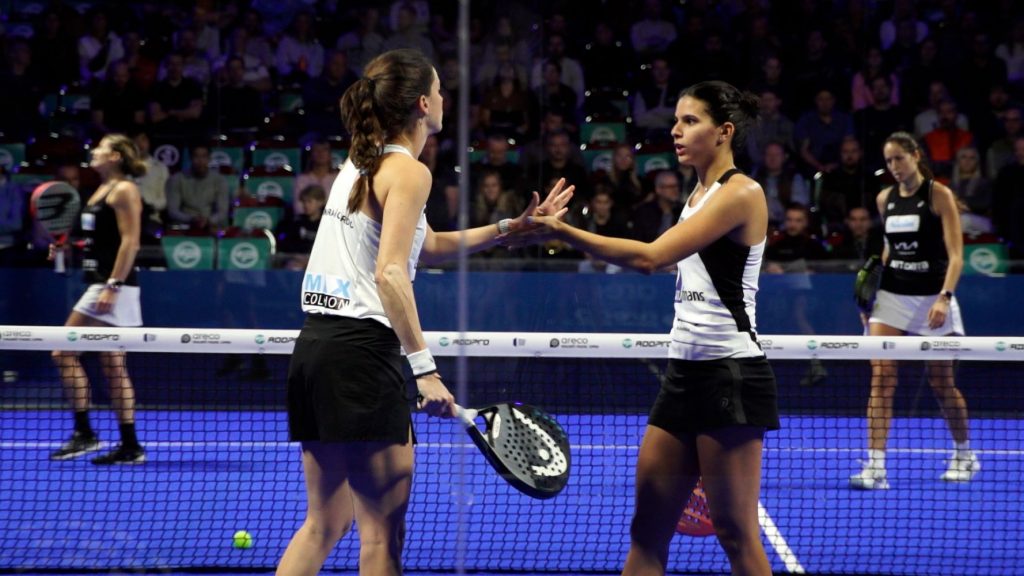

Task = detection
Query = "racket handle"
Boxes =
[455,405,478,427]
[54,247,65,274]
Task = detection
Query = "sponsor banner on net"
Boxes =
[437,336,491,348]
[253,334,297,346]
[993,340,1024,353]
[180,332,231,345]
[919,339,971,352]
[0,329,41,342]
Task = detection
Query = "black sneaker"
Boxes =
[50,432,101,460]
[91,444,146,465]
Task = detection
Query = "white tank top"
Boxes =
[300,144,427,327]
[669,171,765,360]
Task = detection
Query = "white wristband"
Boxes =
[407,348,437,377]
[497,218,512,235]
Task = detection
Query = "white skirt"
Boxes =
[868,289,964,336]
[72,284,143,327]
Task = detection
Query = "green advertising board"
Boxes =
[161,237,215,270]
[963,243,1008,276]
[233,207,283,231]
[217,237,271,270]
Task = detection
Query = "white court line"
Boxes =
[759,500,806,574]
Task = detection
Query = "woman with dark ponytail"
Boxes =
[525,81,776,575]
[50,133,147,465]
[277,49,572,575]
[850,131,976,491]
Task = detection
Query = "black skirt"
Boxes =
[648,356,781,436]
[286,314,414,444]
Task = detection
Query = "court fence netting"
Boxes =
[1,325,1022,576]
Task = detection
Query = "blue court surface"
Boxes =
[1,411,1021,576]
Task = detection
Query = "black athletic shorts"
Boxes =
[648,356,780,436]
[287,314,413,443]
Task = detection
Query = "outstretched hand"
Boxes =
[499,178,573,248]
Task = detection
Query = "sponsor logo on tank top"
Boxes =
[885,214,921,233]
[888,259,930,272]
[302,272,352,310]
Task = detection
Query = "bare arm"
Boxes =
[375,162,454,417]
[106,182,143,281]
[932,183,964,295]
[535,179,766,274]
[876,188,890,265]
[420,178,573,264]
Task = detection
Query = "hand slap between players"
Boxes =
[497,177,573,248]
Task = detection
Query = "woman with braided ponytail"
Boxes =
[276,49,572,576]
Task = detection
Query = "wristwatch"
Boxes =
[940,290,954,301]
[104,279,124,292]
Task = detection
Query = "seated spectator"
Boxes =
[302,50,358,139]
[294,141,339,216]
[335,7,385,76]
[831,206,883,262]
[471,133,524,199]
[421,134,459,232]
[529,32,585,109]
[478,16,531,84]
[795,87,854,176]
[239,10,276,73]
[630,0,677,59]
[524,130,589,201]
[576,184,629,273]
[995,19,1024,91]
[216,27,272,92]
[280,184,325,256]
[276,12,324,85]
[764,203,829,267]
[951,146,994,235]
[987,107,1024,178]
[850,45,900,111]
[913,81,969,138]
[606,143,646,211]
[78,8,124,84]
[187,6,221,61]
[91,60,145,137]
[470,169,521,258]
[753,141,810,230]
[478,63,533,142]
[923,99,975,183]
[132,132,169,239]
[902,37,946,115]
[630,170,682,243]
[853,75,908,174]
[533,59,578,134]
[476,40,529,93]
[147,52,205,138]
[166,28,212,87]
[819,136,880,232]
[165,145,229,232]
[632,56,680,139]
[208,56,265,134]
[746,87,795,173]
[382,3,435,64]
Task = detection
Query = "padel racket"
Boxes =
[456,402,571,499]
[30,181,81,274]
[676,478,715,537]
[854,254,883,314]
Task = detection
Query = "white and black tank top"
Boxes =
[669,169,765,361]
[879,179,947,295]
[300,144,427,326]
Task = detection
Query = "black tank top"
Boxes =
[81,195,138,286]
[878,179,947,295]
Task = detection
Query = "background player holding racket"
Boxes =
[50,134,147,465]
[277,49,571,576]
[525,81,776,576]
[850,131,977,490]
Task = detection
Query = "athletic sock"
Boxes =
[119,422,140,449]
[954,441,971,458]
[73,410,94,437]
[868,449,886,470]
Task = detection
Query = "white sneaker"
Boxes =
[940,452,980,482]
[849,465,889,490]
